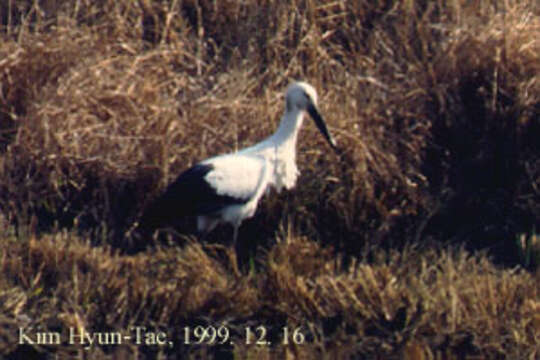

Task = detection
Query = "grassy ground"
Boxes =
[0,0,538,358]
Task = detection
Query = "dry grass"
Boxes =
[0,0,539,358]
[0,227,538,358]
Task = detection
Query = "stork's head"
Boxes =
[285,81,338,152]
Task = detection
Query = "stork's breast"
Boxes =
[274,160,299,191]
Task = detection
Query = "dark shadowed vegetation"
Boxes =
[0,0,538,358]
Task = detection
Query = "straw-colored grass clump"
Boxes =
[0,229,538,358]
[0,0,538,358]
[0,1,538,246]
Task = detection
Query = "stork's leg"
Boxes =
[232,225,239,247]
[228,225,240,276]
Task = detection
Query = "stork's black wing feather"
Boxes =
[138,163,248,232]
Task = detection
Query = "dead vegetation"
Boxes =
[0,228,538,358]
[0,0,538,358]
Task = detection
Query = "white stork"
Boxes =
[140,81,338,244]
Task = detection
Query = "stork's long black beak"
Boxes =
[307,102,338,152]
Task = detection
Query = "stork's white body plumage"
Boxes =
[196,153,270,241]
[140,81,338,244]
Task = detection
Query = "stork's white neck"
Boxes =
[241,108,305,155]
[237,108,304,192]
[269,108,304,149]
